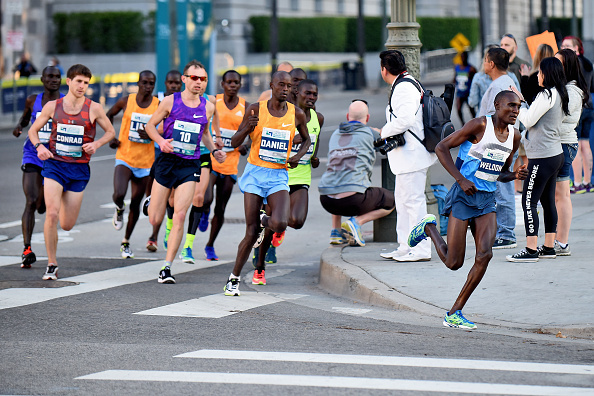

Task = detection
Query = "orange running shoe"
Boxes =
[21,245,36,268]
[252,269,266,285]
[271,231,285,247]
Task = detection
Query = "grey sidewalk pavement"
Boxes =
[319,192,594,339]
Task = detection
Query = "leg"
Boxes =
[232,193,265,277]
[124,176,149,241]
[112,165,132,210]
[43,179,64,266]
[572,145,584,186]
[206,175,235,247]
[554,180,571,244]
[425,214,469,271]
[262,190,290,233]
[395,170,431,257]
[21,170,43,247]
[580,139,592,185]
[288,188,309,229]
[165,181,196,263]
[455,97,465,125]
[59,190,85,231]
[495,152,517,242]
[147,180,172,228]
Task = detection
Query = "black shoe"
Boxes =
[537,245,556,259]
[506,248,539,263]
[142,195,151,216]
[158,266,176,284]
[21,246,36,268]
[493,238,517,249]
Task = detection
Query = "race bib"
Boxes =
[219,128,237,152]
[37,112,53,144]
[128,112,152,144]
[55,123,85,157]
[172,120,202,156]
[259,127,291,164]
[290,134,317,165]
[475,148,507,182]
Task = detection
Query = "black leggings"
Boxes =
[522,153,563,237]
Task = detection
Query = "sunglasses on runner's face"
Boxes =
[184,75,207,82]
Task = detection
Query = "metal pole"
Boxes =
[270,0,278,74]
[571,0,578,37]
[478,0,487,56]
[541,0,549,32]
[357,0,366,88]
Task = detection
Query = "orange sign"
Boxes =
[526,31,559,59]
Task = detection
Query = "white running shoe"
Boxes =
[380,249,409,259]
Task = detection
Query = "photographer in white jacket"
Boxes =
[378,50,437,262]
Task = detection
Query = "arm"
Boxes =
[287,107,311,169]
[381,82,421,139]
[310,112,324,168]
[106,96,127,148]
[202,101,226,163]
[467,76,481,109]
[12,94,36,137]
[145,96,174,152]
[498,128,528,182]
[28,101,57,160]
[85,102,116,155]
[516,90,555,129]
[231,103,259,148]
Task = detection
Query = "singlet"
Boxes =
[115,94,160,169]
[459,116,514,192]
[455,64,472,97]
[199,94,215,156]
[162,92,208,160]
[49,97,96,163]
[247,100,296,170]
[211,94,246,175]
[23,92,65,167]
[287,109,321,186]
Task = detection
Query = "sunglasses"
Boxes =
[184,74,208,82]
[351,99,368,105]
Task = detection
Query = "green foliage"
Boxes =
[536,17,582,41]
[53,11,147,54]
[249,16,478,53]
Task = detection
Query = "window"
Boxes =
[291,0,299,11]
[315,0,322,12]
[337,0,344,14]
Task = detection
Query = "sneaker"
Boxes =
[393,252,431,262]
[380,249,409,259]
[265,246,277,264]
[120,242,134,259]
[198,209,210,232]
[252,269,267,285]
[21,245,36,268]
[113,205,125,230]
[224,278,241,296]
[554,240,571,256]
[537,245,556,259]
[42,265,58,280]
[158,266,176,284]
[253,210,266,248]
[586,182,593,193]
[272,231,285,247]
[329,229,346,245]
[492,238,517,249]
[163,226,170,251]
[506,248,539,262]
[146,240,158,252]
[341,217,365,247]
[443,310,477,330]
[252,247,260,268]
[575,183,588,194]
[141,195,150,216]
[180,247,195,264]
[204,246,219,261]
[408,214,436,248]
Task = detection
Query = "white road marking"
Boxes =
[75,370,594,395]
[176,350,594,376]
[100,199,131,209]
[0,260,223,311]
[332,307,372,315]
[135,292,307,318]
[8,229,79,244]
[0,220,34,229]
[0,255,48,267]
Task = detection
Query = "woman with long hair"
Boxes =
[507,57,570,262]
[553,49,590,256]
[520,43,554,105]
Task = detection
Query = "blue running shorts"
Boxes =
[239,162,289,199]
[115,159,151,179]
[42,159,90,193]
[442,182,496,221]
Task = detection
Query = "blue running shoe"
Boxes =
[443,310,477,329]
[180,247,195,264]
[265,245,277,264]
[341,217,365,246]
[329,229,346,245]
[408,214,436,248]
[198,209,210,232]
[204,246,218,261]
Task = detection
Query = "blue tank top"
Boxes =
[163,92,208,160]
[23,92,65,166]
[455,65,472,97]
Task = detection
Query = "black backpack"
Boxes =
[389,76,455,152]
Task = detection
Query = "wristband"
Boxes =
[34,142,42,149]
[212,149,220,154]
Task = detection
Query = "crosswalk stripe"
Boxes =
[75,370,594,395]
[175,350,594,376]
[134,292,307,318]
[0,260,223,311]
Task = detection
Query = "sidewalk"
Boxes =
[319,192,594,339]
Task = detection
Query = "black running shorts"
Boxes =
[154,152,201,189]
[320,187,395,217]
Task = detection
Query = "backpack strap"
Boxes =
[388,75,425,145]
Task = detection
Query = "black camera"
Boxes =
[374,134,406,155]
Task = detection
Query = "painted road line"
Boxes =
[75,370,594,395]
[0,256,47,267]
[0,220,32,229]
[135,292,307,318]
[0,260,225,311]
[176,350,594,376]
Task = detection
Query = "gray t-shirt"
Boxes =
[478,74,516,117]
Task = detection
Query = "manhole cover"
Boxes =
[0,280,79,289]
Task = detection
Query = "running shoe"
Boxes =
[141,195,150,216]
[146,239,158,252]
[506,248,539,262]
[224,278,241,296]
[113,205,125,230]
[575,183,588,194]
[380,249,408,259]
[120,242,134,259]
[271,231,285,247]
[158,266,176,284]
[252,269,266,285]
[443,310,477,330]
[253,210,266,248]
[180,247,195,264]
[408,214,436,248]
[329,229,346,245]
[341,217,365,247]
[21,245,36,268]
[252,247,260,268]
[265,246,277,264]
[554,240,571,256]
[42,265,58,280]
[492,238,517,249]
[204,246,219,261]
[163,226,170,251]
[537,245,556,259]
[198,209,210,232]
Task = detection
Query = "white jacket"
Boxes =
[381,75,437,175]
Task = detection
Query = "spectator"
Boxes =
[13,54,37,78]
[500,33,531,82]
[519,44,554,105]
[49,57,65,76]
[319,100,395,247]
[453,51,477,124]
